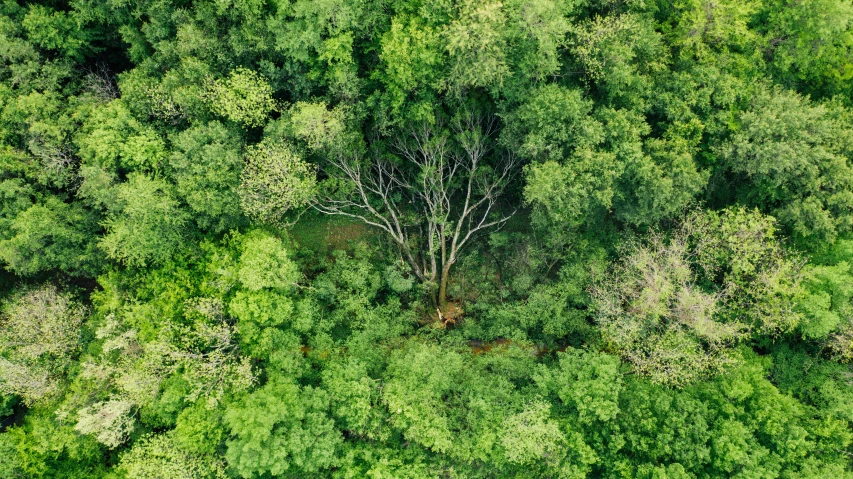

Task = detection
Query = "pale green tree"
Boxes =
[0,285,86,404]
[591,208,802,386]
[205,68,276,128]
[238,139,317,226]
[73,399,136,449]
[117,433,227,479]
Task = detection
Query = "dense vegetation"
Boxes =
[2,0,853,477]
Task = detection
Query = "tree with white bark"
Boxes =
[240,104,517,309]
[311,111,517,308]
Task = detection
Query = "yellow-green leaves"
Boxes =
[591,208,803,387]
[500,402,567,465]
[21,5,90,61]
[205,68,276,128]
[99,174,189,267]
[666,0,761,61]
[117,433,227,479]
[0,285,85,404]
[238,139,317,225]
[380,18,445,119]
[76,100,167,173]
[237,232,300,291]
[445,0,509,91]
[289,101,347,152]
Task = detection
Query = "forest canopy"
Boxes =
[2,0,853,477]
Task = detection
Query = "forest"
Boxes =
[2,0,853,477]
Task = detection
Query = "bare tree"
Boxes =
[82,63,120,101]
[314,114,517,308]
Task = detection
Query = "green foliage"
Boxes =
[0,196,102,276]
[224,376,342,477]
[513,85,618,228]
[568,11,665,108]
[762,0,853,97]
[379,17,445,121]
[719,86,853,244]
[76,100,167,173]
[238,139,317,225]
[0,407,108,479]
[0,393,15,419]
[664,0,761,62]
[612,116,708,226]
[205,68,276,128]
[322,356,391,441]
[99,174,190,267]
[169,121,245,232]
[795,239,853,360]
[445,0,511,92]
[117,433,227,479]
[500,401,564,464]
[288,101,350,153]
[379,339,598,476]
[173,400,228,455]
[536,349,623,425]
[3,0,853,476]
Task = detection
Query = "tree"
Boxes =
[75,100,167,174]
[794,238,853,361]
[717,86,853,245]
[444,0,510,93]
[663,0,761,63]
[504,84,619,230]
[224,376,341,478]
[500,401,569,465]
[591,208,802,386]
[760,0,853,98]
[567,12,665,109]
[535,348,623,426]
[99,174,190,267]
[169,121,245,233]
[236,231,301,291]
[238,139,317,226]
[378,17,446,123]
[204,68,276,128]
[313,111,517,308]
[321,357,391,441]
[0,196,102,276]
[73,399,136,449]
[117,433,227,479]
[0,285,86,404]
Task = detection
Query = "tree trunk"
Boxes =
[437,264,451,308]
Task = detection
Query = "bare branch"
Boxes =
[314,113,517,304]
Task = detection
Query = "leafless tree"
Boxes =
[82,63,120,101]
[314,114,517,308]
